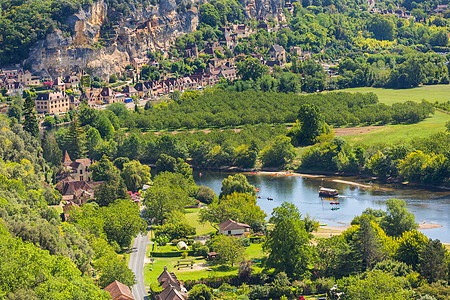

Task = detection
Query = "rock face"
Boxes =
[26,0,282,79]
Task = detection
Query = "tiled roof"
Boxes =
[104,280,134,300]
[218,219,251,231]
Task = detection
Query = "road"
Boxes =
[128,222,150,300]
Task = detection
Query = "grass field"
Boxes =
[144,243,265,286]
[338,85,450,105]
[341,110,450,146]
[184,208,216,236]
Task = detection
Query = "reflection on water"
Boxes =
[194,170,450,242]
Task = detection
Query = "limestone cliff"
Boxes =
[26,0,283,79]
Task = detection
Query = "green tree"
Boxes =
[143,172,196,224]
[351,216,384,271]
[121,160,151,192]
[263,202,313,278]
[381,198,417,237]
[219,173,256,198]
[369,15,395,41]
[209,235,245,267]
[199,192,266,230]
[233,143,258,169]
[7,104,21,121]
[395,230,428,269]
[64,114,87,159]
[86,127,102,159]
[22,95,39,137]
[102,199,147,248]
[293,103,324,146]
[418,239,448,283]
[259,135,296,167]
[41,132,62,166]
[90,156,119,182]
[338,270,415,300]
[188,284,213,300]
[236,57,269,81]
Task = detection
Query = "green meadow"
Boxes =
[331,85,450,146]
[337,85,450,105]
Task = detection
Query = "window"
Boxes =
[80,169,83,174]
[228,230,231,235]
[80,176,83,181]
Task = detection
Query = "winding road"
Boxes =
[128,212,150,300]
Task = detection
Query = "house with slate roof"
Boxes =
[268,44,286,63]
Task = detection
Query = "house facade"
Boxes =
[35,91,70,114]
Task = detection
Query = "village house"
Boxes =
[1,78,24,96]
[134,82,149,98]
[232,24,252,39]
[98,87,117,104]
[17,70,40,86]
[434,4,449,14]
[268,44,286,63]
[61,151,92,181]
[122,85,138,97]
[290,46,303,56]
[131,57,148,72]
[204,42,224,56]
[156,267,188,300]
[64,75,80,89]
[184,44,199,59]
[104,280,135,300]
[218,219,251,236]
[79,89,98,107]
[53,77,65,91]
[35,91,70,114]
[220,35,235,51]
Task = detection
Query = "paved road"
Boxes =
[129,229,150,300]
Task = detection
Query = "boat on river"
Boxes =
[319,187,339,197]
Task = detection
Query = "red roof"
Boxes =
[104,280,134,300]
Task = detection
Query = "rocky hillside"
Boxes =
[24,0,284,79]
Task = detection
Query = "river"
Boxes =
[193,170,450,242]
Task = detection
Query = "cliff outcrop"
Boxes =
[26,0,283,79]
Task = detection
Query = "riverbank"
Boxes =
[249,171,388,190]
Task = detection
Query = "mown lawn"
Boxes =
[341,110,450,146]
[184,208,216,236]
[144,243,266,287]
[337,85,450,105]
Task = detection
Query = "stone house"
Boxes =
[35,91,70,114]
[268,44,286,63]
[64,75,80,89]
[131,57,148,72]
[98,87,117,104]
[134,82,149,98]
[122,85,138,97]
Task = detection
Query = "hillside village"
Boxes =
[0,16,328,117]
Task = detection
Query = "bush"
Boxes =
[192,242,209,257]
[248,284,271,299]
[196,186,216,204]
[154,222,196,240]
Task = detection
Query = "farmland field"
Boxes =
[337,85,450,105]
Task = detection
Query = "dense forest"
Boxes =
[0,114,147,297]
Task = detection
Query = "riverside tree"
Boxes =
[263,202,314,278]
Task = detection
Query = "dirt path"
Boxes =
[151,125,385,137]
[334,125,384,136]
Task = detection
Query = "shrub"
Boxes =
[154,222,196,240]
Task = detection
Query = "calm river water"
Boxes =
[193,171,450,242]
